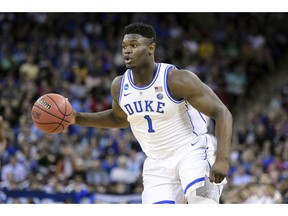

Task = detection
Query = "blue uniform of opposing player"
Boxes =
[71,22,233,204]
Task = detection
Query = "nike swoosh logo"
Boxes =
[191,141,199,146]
[124,92,132,96]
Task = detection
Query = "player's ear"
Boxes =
[148,42,156,55]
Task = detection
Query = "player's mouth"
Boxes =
[124,56,132,64]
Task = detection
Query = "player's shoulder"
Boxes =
[111,75,123,98]
[158,62,180,70]
[168,66,197,81]
[160,62,195,75]
[111,75,123,86]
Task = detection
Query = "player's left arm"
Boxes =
[168,69,233,184]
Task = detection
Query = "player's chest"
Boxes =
[120,89,177,116]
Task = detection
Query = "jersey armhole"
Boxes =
[118,73,126,104]
[164,65,185,104]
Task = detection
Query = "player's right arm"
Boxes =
[71,76,129,128]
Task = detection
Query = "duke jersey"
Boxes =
[119,63,208,158]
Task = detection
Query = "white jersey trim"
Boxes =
[127,63,161,90]
[163,64,185,104]
[118,73,126,104]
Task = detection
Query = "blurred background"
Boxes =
[0,13,287,204]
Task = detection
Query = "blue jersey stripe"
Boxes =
[198,111,207,123]
[207,160,212,169]
[204,147,209,160]
[118,74,126,104]
[153,200,175,204]
[184,177,205,194]
[164,65,184,104]
[128,63,160,90]
[184,103,196,134]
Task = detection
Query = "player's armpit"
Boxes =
[111,99,129,127]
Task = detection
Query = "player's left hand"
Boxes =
[209,159,229,184]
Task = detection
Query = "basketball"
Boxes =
[31,93,73,134]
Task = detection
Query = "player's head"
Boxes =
[124,22,156,43]
[122,22,156,69]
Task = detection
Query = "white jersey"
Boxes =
[119,63,208,158]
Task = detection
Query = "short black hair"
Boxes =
[124,22,156,42]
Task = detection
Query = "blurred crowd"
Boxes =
[221,79,288,203]
[0,13,288,203]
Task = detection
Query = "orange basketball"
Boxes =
[31,93,73,134]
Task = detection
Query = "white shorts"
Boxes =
[141,134,219,204]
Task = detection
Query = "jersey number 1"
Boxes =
[144,115,155,133]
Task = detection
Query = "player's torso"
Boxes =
[119,63,207,158]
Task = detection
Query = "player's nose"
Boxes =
[123,46,132,54]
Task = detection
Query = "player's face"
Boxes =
[122,34,153,69]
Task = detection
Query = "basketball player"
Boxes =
[70,22,233,204]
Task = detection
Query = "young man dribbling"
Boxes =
[71,22,233,204]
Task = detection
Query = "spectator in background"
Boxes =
[85,159,110,187]
[19,54,39,82]
[232,166,254,187]
[56,145,76,180]
[1,155,29,183]
[110,155,138,184]
[224,64,247,106]
[0,116,7,176]
[0,115,6,146]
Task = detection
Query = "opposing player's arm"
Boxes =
[168,69,233,182]
[73,76,129,128]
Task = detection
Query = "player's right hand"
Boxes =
[70,110,77,125]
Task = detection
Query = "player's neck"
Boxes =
[131,62,156,87]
